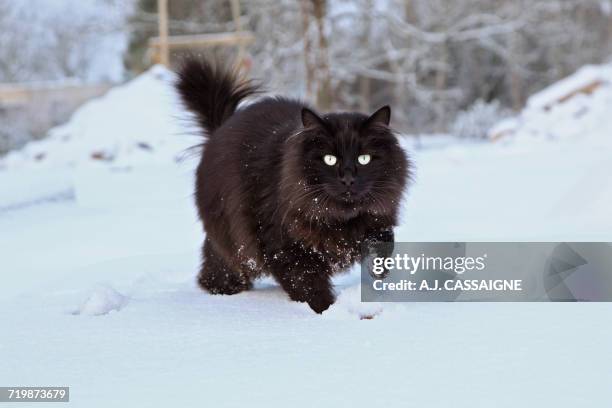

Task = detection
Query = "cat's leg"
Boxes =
[266,245,335,313]
[365,228,394,247]
[198,238,252,295]
[363,228,395,278]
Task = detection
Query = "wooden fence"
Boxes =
[0,81,111,108]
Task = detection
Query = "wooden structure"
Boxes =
[149,0,254,68]
[0,81,112,151]
[0,82,111,107]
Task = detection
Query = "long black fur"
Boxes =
[176,57,410,313]
[176,59,259,133]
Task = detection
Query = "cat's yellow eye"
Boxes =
[358,154,371,165]
[323,154,337,166]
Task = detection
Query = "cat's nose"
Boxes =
[340,174,355,187]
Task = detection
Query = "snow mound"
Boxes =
[527,64,612,110]
[1,65,194,170]
[489,62,612,141]
[74,284,128,316]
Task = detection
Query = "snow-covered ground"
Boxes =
[1,64,611,407]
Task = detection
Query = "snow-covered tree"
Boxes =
[0,0,131,83]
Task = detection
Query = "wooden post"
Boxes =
[230,0,246,69]
[158,0,169,66]
[300,0,315,102]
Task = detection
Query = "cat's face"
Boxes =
[284,106,409,222]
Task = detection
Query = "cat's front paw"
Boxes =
[307,291,335,314]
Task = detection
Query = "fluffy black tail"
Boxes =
[176,58,259,134]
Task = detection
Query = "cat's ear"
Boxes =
[301,108,325,128]
[365,105,391,127]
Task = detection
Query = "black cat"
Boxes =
[176,58,410,313]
